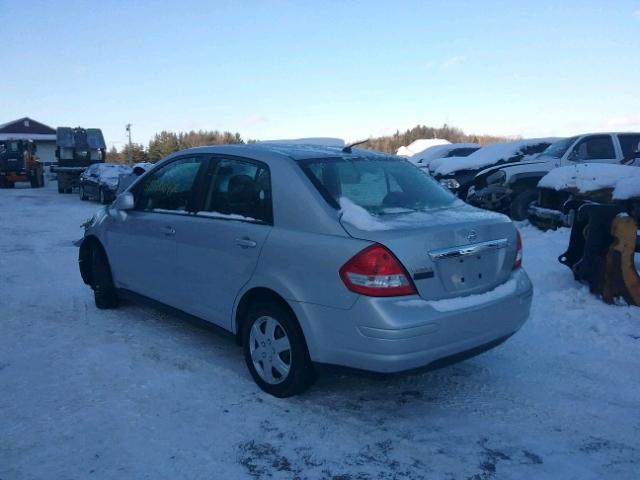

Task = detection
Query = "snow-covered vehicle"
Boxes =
[77,143,531,397]
[468,133,640,220]
[528,163,640,229]
[431,138,556,200]
[409,143,480,170]
[396,138,450,157]
[115,162,155,194]
[79,163,133,204]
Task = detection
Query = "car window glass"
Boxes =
[201,158,272,223]
[618,134,640,158]
[301,156,455,214]
[570,135,616,160]
[133,157,202,212]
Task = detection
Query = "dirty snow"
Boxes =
[1,185,640,480]
[539,163,640,194]
[431,138,558,176]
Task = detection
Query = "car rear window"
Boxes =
[299,156,456,214]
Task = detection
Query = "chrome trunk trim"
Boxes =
[428,238,509,260]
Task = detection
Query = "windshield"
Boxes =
[541,137,577,159]
[300,156,456,214]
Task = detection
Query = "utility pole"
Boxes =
[125,123,133,164]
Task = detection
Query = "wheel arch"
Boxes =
[233,287,298,346]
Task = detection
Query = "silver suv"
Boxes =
[78,144,533,397]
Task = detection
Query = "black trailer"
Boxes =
[53,127,106,193]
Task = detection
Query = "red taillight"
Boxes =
[513,229,523,269]
[339,244,417,297]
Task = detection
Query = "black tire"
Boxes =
[242,302,316,397]
[91,245,119,309]
[510,189,538,221]
[79,185,88,201]
[57,185,64,193]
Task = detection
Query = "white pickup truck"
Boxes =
[467,132,640,220]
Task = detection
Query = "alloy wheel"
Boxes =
[249,316,292,384]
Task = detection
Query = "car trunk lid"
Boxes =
[339,203,517,300]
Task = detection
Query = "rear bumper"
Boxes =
[528,204,570,229]
[293,269,533,373]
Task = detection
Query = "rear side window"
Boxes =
[133,157,203,212]
[300,156,455,214]
[570,135,616,160]
[618,134,640,159]
[201,158,272,223]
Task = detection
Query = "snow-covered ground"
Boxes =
[1,184,639,480]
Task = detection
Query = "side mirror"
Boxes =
[113,192,134,211]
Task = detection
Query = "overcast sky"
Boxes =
[2,0,639,148]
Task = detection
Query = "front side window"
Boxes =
[445,147,480,157]
[201,158,272,223]
[618,134,640,159]
[133,157,203,212]
[570,135,616,161]
[300,156,456,214]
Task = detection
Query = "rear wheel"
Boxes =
[510,189,538,221]
[91,246,119,309]
[242,302,316,397]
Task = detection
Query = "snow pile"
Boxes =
[396,138,450,157]
[339,197,390,230]
[431,138,557,176]
[410,143,480,168]
[396,276,519,312]
[538,163,640,194]
[613,177,640,200]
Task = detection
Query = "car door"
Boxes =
[565,134,619,165]
[105,156,208,306]
[167,156,273,329]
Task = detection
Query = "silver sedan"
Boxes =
[78,143,532,397]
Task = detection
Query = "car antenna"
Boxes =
[342,139,369,153]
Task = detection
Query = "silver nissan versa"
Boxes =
[78,143,533,397]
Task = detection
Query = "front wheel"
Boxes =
[510,189,538,221]
[242,302,316,397]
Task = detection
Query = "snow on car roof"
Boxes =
[396,138,450,156]
[431,138,558,176]
[539,163,640,194]
[409,143,480,166]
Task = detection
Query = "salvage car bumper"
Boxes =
[467,185,511,210]
[528,204,571,229]
[293,268,533,373]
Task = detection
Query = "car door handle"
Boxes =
[235,237,257,248]
[162,225,176,236]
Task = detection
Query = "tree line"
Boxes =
[106,124,513,163]
[358,124,514,154]
[106,129,245,163]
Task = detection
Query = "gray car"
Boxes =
[77,143,533,397]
